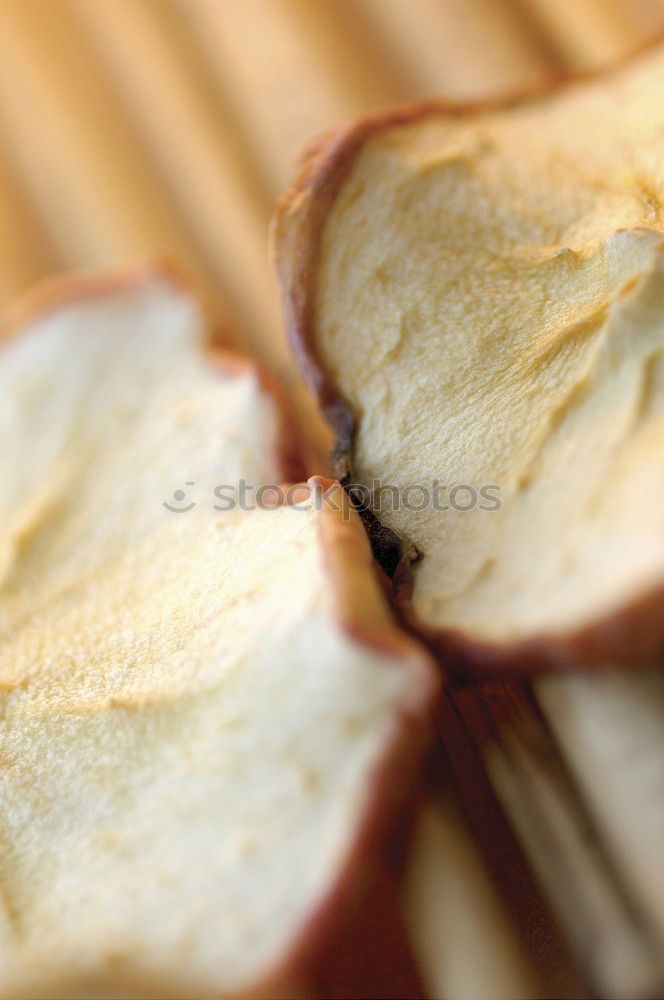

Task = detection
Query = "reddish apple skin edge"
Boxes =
[241,479,439,1000]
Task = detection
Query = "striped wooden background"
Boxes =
[2,2,664,998]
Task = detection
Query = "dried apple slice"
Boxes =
[0,269,436,999]
[273,44,664,676]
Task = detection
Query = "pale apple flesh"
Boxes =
[0,273,436,998]
[275,45,664,670]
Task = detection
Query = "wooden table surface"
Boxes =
[2,3,664,997]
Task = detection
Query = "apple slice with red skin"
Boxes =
[0,268,437,999]
[272,43,664,678]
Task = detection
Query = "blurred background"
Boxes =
[3,3,664,998]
